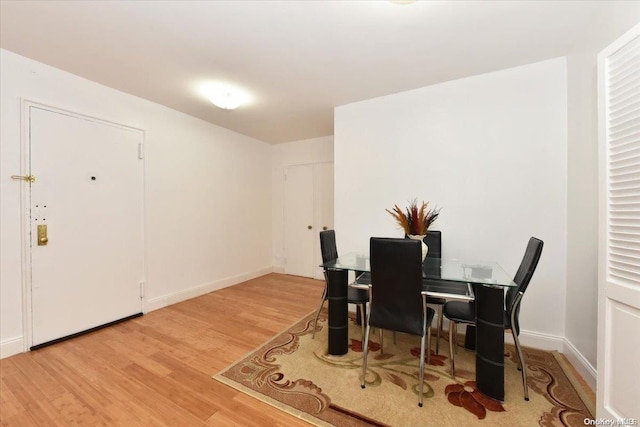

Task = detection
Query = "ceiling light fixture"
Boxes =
[200,83,251,111]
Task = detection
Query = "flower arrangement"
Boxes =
[386,199,441,236]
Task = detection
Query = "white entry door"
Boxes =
[28,105,145,348]
[597,24,640,419]
[283,163,334,279]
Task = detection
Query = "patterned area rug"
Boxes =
[214,311,593,427]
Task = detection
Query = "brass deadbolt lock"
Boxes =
[37,224,48,246]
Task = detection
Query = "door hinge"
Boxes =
[138,143,144,160]
[139,281,145,299]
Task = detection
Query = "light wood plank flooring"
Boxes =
[0,273,323,426]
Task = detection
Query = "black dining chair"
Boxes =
[313,230,369,343]
[361,237,435,407]
[443,237,543,401]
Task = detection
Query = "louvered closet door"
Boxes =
[597,23,640,420]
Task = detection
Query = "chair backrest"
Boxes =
[369,237,425,336]
[403,231,441,257]
[319,230,338,264]
[424,230,442,259]
[422,230,442,278]
[506,237,544,332]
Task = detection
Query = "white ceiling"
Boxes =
[0,0,610,143]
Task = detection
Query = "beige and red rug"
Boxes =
[214,311,593,426]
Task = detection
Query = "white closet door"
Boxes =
[29,106,144,347]
[597,23,640,420]
[284,164,315,277]
[283,162,334,279]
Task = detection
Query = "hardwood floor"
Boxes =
[0,273,324,426]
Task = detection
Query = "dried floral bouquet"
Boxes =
[386,199,441,236]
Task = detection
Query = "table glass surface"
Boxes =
[321,252,517,288]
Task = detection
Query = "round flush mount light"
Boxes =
[200,82,251,111]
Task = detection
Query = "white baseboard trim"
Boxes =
[0,337,24,359]
[350,311,566,353]
[505,328,565,352]
[428,318,566,353]
[145,266,274,312]
[272,266,285,274]
[561,338,597,391]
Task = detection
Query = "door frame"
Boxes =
[18,99,147,351]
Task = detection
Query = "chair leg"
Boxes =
[427,323,432,366]
[453,324,458,354]
[311,288,327,339]
[513,330,529,401]
[379,329,384,354]
[449,320,456,378]
[418,330,426,407]
[361,322,372,389]
[436,305,443,354]
[359,304,366,345]
[511,332,522,371]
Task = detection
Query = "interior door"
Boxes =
[29,106,144,347]
[284,164,315,277]
[597,23,640,419]
[283,162,334,279]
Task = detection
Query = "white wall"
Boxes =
[271,136,333,272]
[335,58,568,349]
[0,50,273,358]
[564,5,640,389]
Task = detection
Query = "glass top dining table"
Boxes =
[320,251,517,402]
[321,252,517,288]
